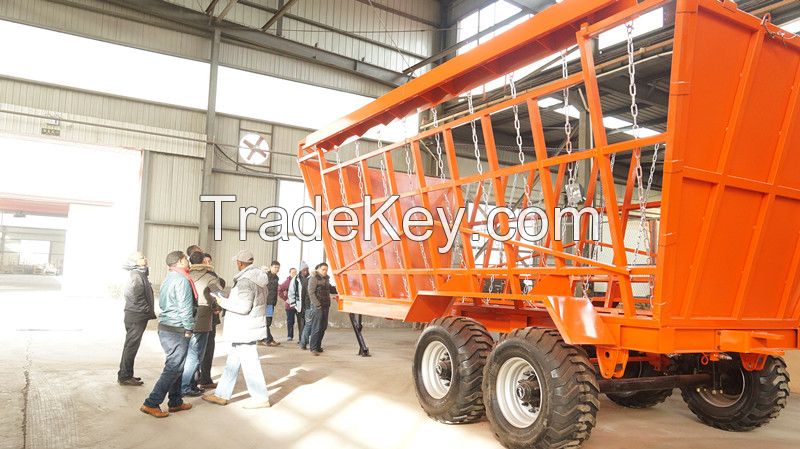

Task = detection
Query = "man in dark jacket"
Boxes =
[140,251,196,418]
[118,252,156,386]
[297,262,313,350]
[308,262,333,356]
[259,260,281,347]
[278,268,296,341]
[198,253,224,390]
[182,251,223,396]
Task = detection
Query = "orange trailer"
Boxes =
[298,0,799,447]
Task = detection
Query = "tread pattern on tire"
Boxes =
[606,362,673,409]
[607,388,673,409]
[491,328,600,449]
[681,356,790,431]
[420,316,493,424]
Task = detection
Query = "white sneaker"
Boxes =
[242,400,271,409]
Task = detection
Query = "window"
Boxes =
[782,19,800,34]
[598,9,665,50]
[19,240,50,266]
[0,20,208,109]
[0,20,415,142]
[456,1,532,96]
[454,3,664,98]
[275,180,326,278]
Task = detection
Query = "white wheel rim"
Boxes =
[421,340,452,399]
[698,369,746,408]
[496,357,542,428]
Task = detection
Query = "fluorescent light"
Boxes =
[537,98,562,108]
[624,127,660,138]
[554,105,580,119]
[599,8,664,49]
[781,19,800,34]
[603,116,632,129]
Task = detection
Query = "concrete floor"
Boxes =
[1,274,798,449]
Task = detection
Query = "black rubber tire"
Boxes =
[680,355,790,431]
[483,328,599,449]
[606,361,673,409]
[412,316,493,424]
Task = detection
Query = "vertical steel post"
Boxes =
[137,150,150,252]
[199,27,221,249]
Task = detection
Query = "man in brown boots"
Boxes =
[140,251,197,418]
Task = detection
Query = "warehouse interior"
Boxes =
[2,0,800,448]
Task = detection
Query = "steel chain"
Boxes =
[355,140,385,297]
[403,135,433,288]
[334,149,362,286]
[377,136,411,298]
[561,50,581,251]
[432,109,466,275]
[468,93,496,295]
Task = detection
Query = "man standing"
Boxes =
[118,252,156,386]
[297,262,313,350]
[186,245,203,262]
[278,268,297,341]
[202,250,270,409]
[181,251,223,396]
[140,251,196,418]
[198,253,224,390]
[288,262,308,344]
[308,262,332,356]
[259,261,281,347]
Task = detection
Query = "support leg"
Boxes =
[349,313,370,357]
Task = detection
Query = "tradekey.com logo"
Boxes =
[201,195,601,254]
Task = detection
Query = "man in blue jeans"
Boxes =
[140,250,197,418]
[181,251,223,396]
[297,263,313,350]
[308,263,332,356]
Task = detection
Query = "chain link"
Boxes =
[507,72,531,208]
[561,50,581,249]
[403,136,433,288]
[376,139,410,298]
[432,110,465,274]
[334,149,362,288]
[468,93,495,295]
[354,140,385,297]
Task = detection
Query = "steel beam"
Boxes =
[352,0,439,27]
[198,27,220,250]
[101,0,407,87]
[205,0,220,15]
[239,0,427,60]
[403,10,528,75]
[138,150,151,251]
[215,0,238,21]
[261,0,298,31]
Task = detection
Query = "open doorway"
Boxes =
[0,135,142,297]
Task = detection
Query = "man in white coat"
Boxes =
[202,249,270,409]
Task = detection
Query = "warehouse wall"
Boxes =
[0,0,412,97]
[0,0,445,330]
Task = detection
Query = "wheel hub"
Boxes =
[420,340,452,399]
[436,360,452,381]
[515,379,541,405]
[496,358,543,428]
[697,364,746,408]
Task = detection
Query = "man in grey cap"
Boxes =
[202,249,270,409]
